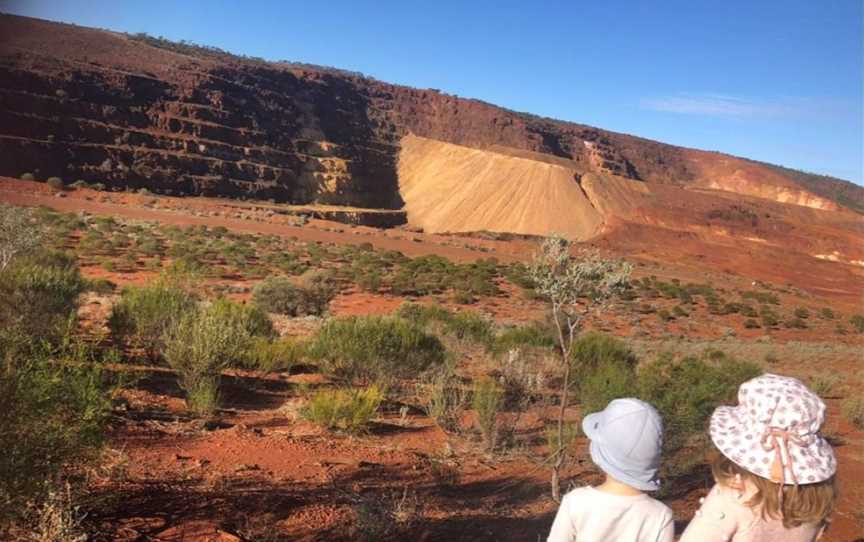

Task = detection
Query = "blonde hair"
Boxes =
[711,453,838,529]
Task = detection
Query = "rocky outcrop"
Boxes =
[0,14,860,214]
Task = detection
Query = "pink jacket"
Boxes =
[679,484,824,542]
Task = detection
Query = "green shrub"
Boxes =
[672,305,689,318]
[90,183,106,191]
[570,332,637,374]
[546,421,581,460]
[84,277,116,294]
[760,306,780,328]
[491,323,556,356]
[308,316,445,383]
[242,336,305,373]
[395,303,451,327]
[818,308,835,320]
[19,173,35,181]
[657,308,673,321]
[580,357,638,415]
[636,351,761,485]
[740,304,757,318]
[108,280,196,361]
[809,373,840,398]
[396,303,493,346]
[0,352,111,519]
[793,307,810,319]
[744,318,760,329]
[252,275,334,316]
[419,363,466,432]
[784,317,807,329]
[472,377,505,451]
[46,177,64,190]
[0,255,84,356]
[850,314,864,333]
[163,299,270,415]
[443,311,493,345]
[841,397,864,430]
[302,385,383,432]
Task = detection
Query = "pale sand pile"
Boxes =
[398,134,605,240]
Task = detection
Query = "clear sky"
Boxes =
[3,0,863,183]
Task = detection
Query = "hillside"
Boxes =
[1,14,862,218]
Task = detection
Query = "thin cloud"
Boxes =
[641,93,794,117]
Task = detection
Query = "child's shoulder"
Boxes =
[562,487,672,517]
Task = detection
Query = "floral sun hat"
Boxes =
[710,373,836,485]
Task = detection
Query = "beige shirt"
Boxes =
[679,484,823,542]
[547,486,675,542]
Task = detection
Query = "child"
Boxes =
[547,398,674,542]
[680,374,838,542]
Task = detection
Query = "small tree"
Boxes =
[0,205,43,271]
[528,235,631,501]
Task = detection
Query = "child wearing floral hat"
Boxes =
[547,398,674,542]
[680,373,838,542]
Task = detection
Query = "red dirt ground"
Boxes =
[2,178,862,540]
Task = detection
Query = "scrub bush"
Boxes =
[163,298,271,415]
[108,280,196,361]
[308,316,445,383]
[637,351,761,488]
[252,275,334,316]
[472,377,505,451]
[302,385,383,432]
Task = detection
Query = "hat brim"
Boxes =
[582,412,602,443]
[709,405,836,484]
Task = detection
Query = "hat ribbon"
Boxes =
[760,426,810,509]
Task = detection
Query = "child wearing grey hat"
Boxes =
[547,398,674,542]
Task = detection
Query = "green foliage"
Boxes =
[472,377,505,451]
[808,373,840,398]
[19,173,35,181]
[744,318,760,329]
[741,290,780,305]
[569,331,637,374]
[242,336,306,373]
[545,421,580,459]
[252,275,334,316]
[784,316,807,329]
[308,316,446,383]
[850,314,864,333]
[491,322,556,356]
[760,306,780,328]
[163,298,271,415]
[841,396,864,430]
[396,303,493,346]
[0,253,84,356]
[579,357,638,416]
[570,333,638,414]
[419,363,466,432]
[302,385,383,432]
[793,307,810,319]
[0,351,112,519]
[108,280,196,361]
[818,308,835,320]
[636,351,761,484]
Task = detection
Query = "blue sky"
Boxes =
[4,0,863,183]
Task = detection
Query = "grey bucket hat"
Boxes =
[582,398,664,491]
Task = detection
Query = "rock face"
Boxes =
[0,14,862,215]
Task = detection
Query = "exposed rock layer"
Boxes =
[0,14,861,216]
